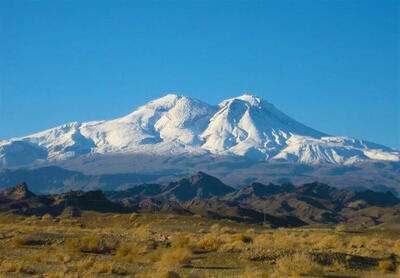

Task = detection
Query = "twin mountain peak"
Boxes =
[0,94,399,167]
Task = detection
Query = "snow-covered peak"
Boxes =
[201,93,326,159]
[236,94,262,103]
[0,94,399,167]
[139,93,182,109]
[121,94,183,122]
[219,94,263,108]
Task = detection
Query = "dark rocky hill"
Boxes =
[161,172,235,202]
[0,182,35,200]
[0,184,129,216]
[1,171,399,227]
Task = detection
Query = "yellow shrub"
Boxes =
[210,224,220,234]
[41,214,53,221]
[220,226,231,234]
[75,257,95,270]
[393,240,400,255]
[233,233,253,244]
[197,233,221,251]
[65,239,80,253]
[0,260,23,272]
[242,266,268,278]
[349,236,365,248]
[246,228,256,234]
[132,225,152,242]
[378,260,395,272]
[43,272,65,278]
[253,233,274,250]
[335,224,348,233]
[89,262,126,275]
[366,238,391,253]
[154,270,181,278]
[0,260,33,274]
[315,234,343,250]
[129,212,138,221]
[10,235,31,248]
[44,272,79,278]
[146,247,165,263]
[155,247,192,271]
[273,252,323,277]
[116,241,145,262]
[170,232,192,248]
[65,235,114,254]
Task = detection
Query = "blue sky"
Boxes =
[1,0,399,149]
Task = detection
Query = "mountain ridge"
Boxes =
[2,171,399,227]
[1,94,399,168]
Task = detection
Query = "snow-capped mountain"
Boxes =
[1,94,399,167]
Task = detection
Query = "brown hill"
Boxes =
[0,182,35,201]
[183,198,306,227]
[228,181,400,224]
[161,172,235,202]
[223,182,295,202]
[0,183,129,216]
[2,171,399,227]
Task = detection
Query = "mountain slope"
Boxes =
[0,183,129,216]
[161,172,235,202]
[224,181,400,224]
[0,182,35,201]
[102,172,400,226]
[2,173,400,226]
[1,94,398,167]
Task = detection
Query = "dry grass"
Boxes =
[0,211,398,277]
[272,252,323,277]
[170,232,192,248]
[233,233,253,243]
[116,240,145,262]
[43,273,80,278]
[89,261,127,275]
[335,224,349,233]
[0,260,24,272]
[0,260,34,274]
[197,233,222,251]
[155,247,192,271]
[210,223,221,233]
[10,234,32,247]
[242,266,268,278]
[75,257,95,270]
[220,226,231,234]
[41,213,53,221]
[378,260,396,272]
[65,235,115,254]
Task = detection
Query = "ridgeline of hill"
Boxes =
[1,172,399,228]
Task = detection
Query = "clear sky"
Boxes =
[1,0,399,149]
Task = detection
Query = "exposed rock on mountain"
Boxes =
[106,172,235,203]
[104,172,400,225]
[223,182,295,202]
[230,181,400,224]
[0,183,128,216]
[0,182,35,201]
[106,184,164,199]
[2,171,400,227]
[161,172,235,202]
